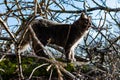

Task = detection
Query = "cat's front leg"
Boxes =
[69,48,76,62]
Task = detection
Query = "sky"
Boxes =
[0,0,119,24]
[0,0,119,36]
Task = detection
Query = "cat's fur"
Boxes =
[20,12,91,61]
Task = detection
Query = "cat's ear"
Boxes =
[80,12,88,19]
[88,16,91,22]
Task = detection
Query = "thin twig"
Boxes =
[0,17,16,42]
[28,63,49,80]
[15,0,24,19]
[34,0,37,15]
[49,69,53,80]
[16,48,24,80]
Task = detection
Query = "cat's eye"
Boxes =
[85,20,88,23]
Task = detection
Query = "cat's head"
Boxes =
[80,12,91,29]
[73,12,91,30]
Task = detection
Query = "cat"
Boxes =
[20,12,91,62]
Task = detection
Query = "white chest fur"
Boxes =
[69,30,89,62]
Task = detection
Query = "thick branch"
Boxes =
[48,7,120,13]
[0,37,12,41]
